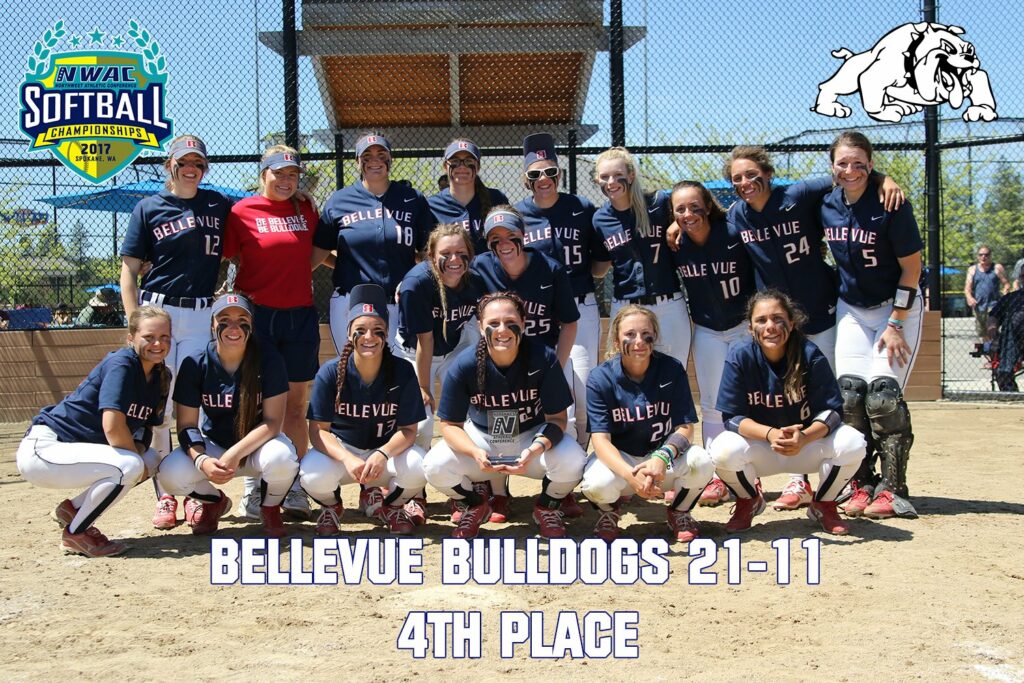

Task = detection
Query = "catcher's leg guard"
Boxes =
[866,377,916,516]
[839,375,876,487]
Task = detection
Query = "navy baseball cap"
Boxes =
[347,284,389,330]
[168,137,208,160]
[523,133,557,170]
[355,133,392,158]
[444,139,480,162]
[483,209,525,238]
[260,151,303,172]
[212,292,253,317]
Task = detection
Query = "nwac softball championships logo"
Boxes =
[18,20,174,184]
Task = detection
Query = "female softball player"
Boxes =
[423,292,587,539]
[711,290,866,535]
[472,207,584,520]
[668,181,756,507]
[427,138,509,254]
[581,305,714,543]
[515,132,612,448]
[397,223,485,449]
[16,306,171,557]
[118,134,234,529]
[821,131,924,520]
[591,147,691,368]
[312,132,435,352]
[155,293,299,537]
[299,285,428,535]
[224,146,320,521]
[694,145,903,511]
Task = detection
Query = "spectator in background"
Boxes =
[0,310,9,330]
[51,303,73,328]
[987,269,1024,392]
[964,245,1010,342]
[438,174,449,192]
[75,288,124,327]
[1011,248,1024,292]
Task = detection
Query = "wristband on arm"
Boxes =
[664,432,691,459]
[533,422,564,450]
[893,286,916,310]
[813,410,842,436]
[178,427,205,457]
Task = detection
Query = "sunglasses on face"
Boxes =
[526,167,559,181]
[978,252,991,257]
[447,158,478,170]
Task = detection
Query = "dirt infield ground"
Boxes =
[2,402,1023,682]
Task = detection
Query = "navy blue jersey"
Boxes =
[821,187,923,308]
[33,347,164,444]
[397,261,485,356]
[314,182,434,297]
[173,342,289,449]
[673,218,756,331]
[120,188,234,298]
[516,193,610,297]
[307,354,425,450]
[592,190,680,300]
[717,338,842,431]
[437,342,572,432]
[427,187,509,255]
[727,177,837,334]
[472,248,580,350]
[587,352,698,457]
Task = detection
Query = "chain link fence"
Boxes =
[2,0,1022,397]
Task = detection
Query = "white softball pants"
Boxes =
[422,422,586,501]
[299,435,427,507]
[835,296,924,387]
[710,426,866,502]
[157,435,298,507]
[17,424,159,534]
[692,322,749,448]
[580,446,714,512]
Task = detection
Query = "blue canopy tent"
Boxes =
[33,181,250,311]
[36,180,251,213]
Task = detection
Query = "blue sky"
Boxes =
[5,0,1021,151]
[3,0,1022,228]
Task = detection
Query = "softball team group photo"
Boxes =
[16,130,926,557]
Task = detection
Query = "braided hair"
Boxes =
[745,289,809,403]
[335,324,396,412]
[425,223,475,341]
[475,291,530,393]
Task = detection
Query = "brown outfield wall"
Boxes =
[0,312,941,422]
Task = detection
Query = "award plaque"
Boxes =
[487,409,521,465]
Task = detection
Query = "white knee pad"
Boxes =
[579,456,623,506]
[709,431,749,471]
[422,441,461,490]
[298,449,340,498]
[542,439,587,484]
[120,451,147,487]
[157,449,202,496]
[392,444,428,492]
[672,446,714,491]
[830,425,868,466]
[257,436,300,485]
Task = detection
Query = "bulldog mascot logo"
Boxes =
[812,22,997,123]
